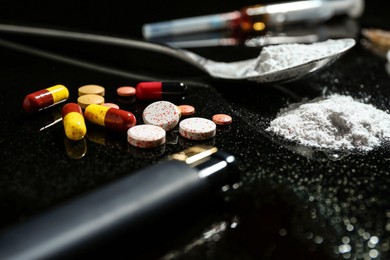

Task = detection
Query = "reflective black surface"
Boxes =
[0,1,390,259]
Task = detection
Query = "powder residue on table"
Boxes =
[266,94,390,151]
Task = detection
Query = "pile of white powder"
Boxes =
[266,94,390,151]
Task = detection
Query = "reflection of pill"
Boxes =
[77,94,105,109]
[212,114,232,125]
[62,103,87,141]
[179,117,216,140]
[102,103,120,109]
[142,101,180,131]
[23,84,69,113]
[178,105,195,116]
[117,86,136,97]
[84,104,136,132]
[64,137,87,159]
[127,124,166,148]
[78,84,105,96]
[136,82,187,100]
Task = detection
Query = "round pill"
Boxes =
[117,86,136,97]
[142,101,180,131]
[178,105,195,116]
[77,94,105,109]
[212,114,232,125]
[127,124,166,148]
[78,84,105,96]
[102,103,120,109]
[179,117,216,140]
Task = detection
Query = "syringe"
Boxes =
[142,0,364,39]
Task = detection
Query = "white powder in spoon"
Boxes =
[266,94,390,151]
[200,39,353,78]
[252,39,352,75]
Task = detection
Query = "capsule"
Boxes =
[62,103,87,141]
[23,84,69,113]
[84,104,136,132]
[135,81,187,100]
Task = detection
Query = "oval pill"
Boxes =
[62,103,87,141]
[77,94,105,109]
[179,117,216,140]
[23,84,69,113]
[102,103,120,109]
[142,101,180,131]
[117,86,136,97]
[136,81,187,100]
[212,113,232,125]
[78,84,105,96]
[178,105,195,116]
[127,124,166,148]
[84,104,136,132]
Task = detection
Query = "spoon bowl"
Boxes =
[179,38,356,83]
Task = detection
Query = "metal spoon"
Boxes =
[180,38,355,83]
[0,24,355,83]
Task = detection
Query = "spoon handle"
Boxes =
[0,23,209,73]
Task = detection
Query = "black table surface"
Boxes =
[1,0,390,259]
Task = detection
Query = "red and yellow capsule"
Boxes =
[62,103,87,141]
[23,84,69,113]
[84,104,136,132]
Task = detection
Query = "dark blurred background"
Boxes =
[0,0,387,38]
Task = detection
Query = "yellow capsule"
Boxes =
[62,103,87,141]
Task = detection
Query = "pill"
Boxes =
[62,103,87,141]
[23,84,69,113]
[142,101,180,131]
[117,86,136,97]
[136,81,187,100]
[84,104,136,132]
[212,114,232,125]
[78,84,105,96]
[178,104,195,116]
[77,94,105,109]
[102,103,120,109]
[127,124,166,148]
[179,117,216,140]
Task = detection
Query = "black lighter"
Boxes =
[0,146,238,259]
